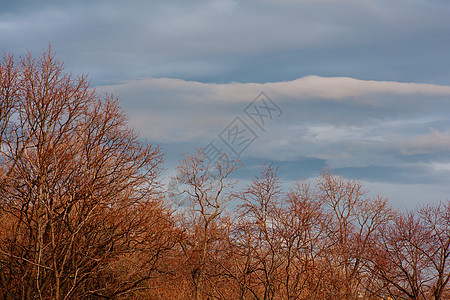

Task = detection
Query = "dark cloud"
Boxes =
[1,0,450,85]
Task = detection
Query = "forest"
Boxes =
[1,49,450,300]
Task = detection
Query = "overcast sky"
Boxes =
[1,0,450,208]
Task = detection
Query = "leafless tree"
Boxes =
[3,48,447,300]
[0,47,176,299]
[174,148,240,300]
[277,179,327,299]
[224,165,285,300]
[316,169,393,299]
[369,202,450,299]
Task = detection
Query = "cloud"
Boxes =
[1,0,450,85]
[97,76,450,146]
[95,76,450,171]
[2,0,450,207]
[393,129,450,156]
[93,75,450,209]
[99,75,450,104]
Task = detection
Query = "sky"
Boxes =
[1,0,450,209]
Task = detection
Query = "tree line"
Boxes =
[1,49,449,299]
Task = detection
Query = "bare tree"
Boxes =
[277,179,327,299]
[369,202,450,299]
[227,165,284,300]
[0,53,19,188]
[419,202,450,299]
[315,169,393,299]
[174,148,240,300]
[218,167,393,300]
[0,47,176,299]
[3,48,443,300]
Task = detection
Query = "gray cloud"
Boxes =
[94,76,450,190]
[1,0,450,84]
[1,0,450,207]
